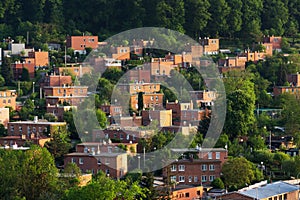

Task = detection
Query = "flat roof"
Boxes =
[46,96,88,98]
[8,121,66,125]
[78,142,137,146]
[66,152,126,157]
[240,181,298,199]
[171,148,227,153]
[43,86,88,89]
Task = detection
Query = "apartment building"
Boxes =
[163,148,228,186]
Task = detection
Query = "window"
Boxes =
[201,175,207,182]
[32,127,36,133]
[209,175,215,182]
[209,164,215,171]
[3,99,6,103]
[188,176,192,182]
[208,152,212,159]
[19,126,22,133]
[179,176,185,182]
[201,164,207,171]
[120,134,123,140]
[8,99,11,103]
[79,158,83,164]
[216,152,220,159]
[97,159,101,165]
[194,176,198,182]
[171,165,177,172]
[179,165,185,171]
[27,126,31,134]
[10,126,14,132]
[71,158,75,163]
[151,96,154,101]
[185,193,189,198]
[105,158,110,165]
[155,96,158,101]
[170,176,176,182]
[38,127,42,132]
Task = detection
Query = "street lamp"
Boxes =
[32,82,35,93]
[137,154,141,169]
[261,162,265,176]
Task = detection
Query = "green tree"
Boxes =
[19,99,35,120]
[240,0,263,42]
[206,0,230,37]
[226,88,256,138]
[0,74,5,87]
[44,112,58,122]
[21,68,30,81]
[222,157,262,190]
[44,127,71,165]
[226,0,243,38]
[273,152,290,170]
[184,0,210,38]
[1,56,14,86]
[156,0,185,33]
[211,177,225,189]
[19,146,59,200]
[261,0,289,36]
[0,124,6,136]
[62,171,147,200]
[96,109,108,129]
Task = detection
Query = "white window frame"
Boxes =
[201,175,207,182]
[208,152,212,159]
[170,165,177,172]
[201,164,207,171]
[209,164,215,171]
[209,175,215,182]
[179,176,185,182]
[188,176,192,183]
[178,165,185,171]
[216,152,220,159]
[79,158,83,164]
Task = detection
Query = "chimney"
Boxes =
[34,116,38,123]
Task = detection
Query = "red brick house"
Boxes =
[26,50,49,67]
[41,74,73,87]
[263,35,282,51]
[64,152,127,178]
[11,62,35,80]
[64,141,129,178]
[163,148,228,186]
[273,73,300,99]
[66,35,98,54]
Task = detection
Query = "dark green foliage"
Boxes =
[21,67,30,81]
[1,56,14,86]
[0,0,298,45]
[0,146,59,200]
